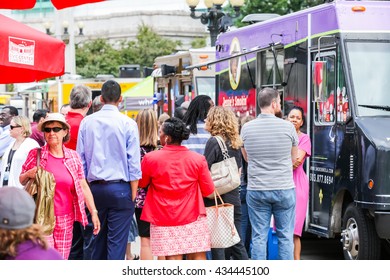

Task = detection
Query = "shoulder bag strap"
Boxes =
[214,135,230,160]
[6,149,15,168]
[213,188,225,215]
[36,148,41,167]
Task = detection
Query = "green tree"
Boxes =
[232,0,323,27]
[241,0,322,15]
[191,37,207,49]
[76,38,122,78]
[76,24,181,78]
[121,24,181,68]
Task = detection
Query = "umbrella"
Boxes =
[0,0,105,10]
[0,14,65,83]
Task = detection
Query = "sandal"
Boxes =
[126,254,139,260]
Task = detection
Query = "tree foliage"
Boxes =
[242,0,323,15]
[232,0,323,27]
[76,38,122,78]
[76,25,181,78]
[120,25,182,68]
[191,37,207,49]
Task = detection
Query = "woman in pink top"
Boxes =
[139,117,214,260]
[19,113,100,259]
[287,106,312,260]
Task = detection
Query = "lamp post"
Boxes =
[185,0,244,46]
[43,10,85,111]
[43,16,84,77]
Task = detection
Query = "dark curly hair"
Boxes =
[162,117,190,144]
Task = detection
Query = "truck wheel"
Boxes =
[381,239,390,259]
[341,203,381,260]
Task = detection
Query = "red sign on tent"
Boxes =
[0,14,65,83]
[0,0,104,10]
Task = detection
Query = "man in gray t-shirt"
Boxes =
[241,88,298,260]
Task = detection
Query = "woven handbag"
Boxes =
[206,189,241,248]
[207,135,240,199]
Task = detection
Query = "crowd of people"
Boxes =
[0,82,311,261]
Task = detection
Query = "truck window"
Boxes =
[335,51,349,124]
[258,48,285,114]
[313,52,336,125]
[346,40,390,117]
[260,48,284,88]
[195,76,215,102]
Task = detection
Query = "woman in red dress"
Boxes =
[139,117,214,260]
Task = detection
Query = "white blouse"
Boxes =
[0,137,39,189]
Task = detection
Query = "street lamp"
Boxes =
[77,21,84,36]
[43,20,84,44]
[62,20,70,44]
[44,21,52,35]
[186,0,244,46]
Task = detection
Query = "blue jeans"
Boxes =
[247,188,296,260]
[240,185,251,257]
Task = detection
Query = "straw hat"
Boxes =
[37,112,70,132]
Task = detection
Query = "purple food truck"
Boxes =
[189,0,390,260]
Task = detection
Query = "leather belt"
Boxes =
[90,180,128,185]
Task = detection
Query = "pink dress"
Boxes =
[293,133,311,236]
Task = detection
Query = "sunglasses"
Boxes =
[10,125,21,130]
[43,127,64,133]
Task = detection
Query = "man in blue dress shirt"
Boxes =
[77,80,141,260]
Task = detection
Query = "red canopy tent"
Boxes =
[0,14,65,83]
[0,0,105,10]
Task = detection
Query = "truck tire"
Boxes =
[341,203,381,260]
[381,239,390,259]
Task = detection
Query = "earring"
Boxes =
[165,136,168,143]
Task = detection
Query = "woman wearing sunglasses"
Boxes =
[19,113,100,259]
[0,116,39,188]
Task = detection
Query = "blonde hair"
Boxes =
[158,113,170,126]
[136,109,158,147]
[12,116,32,137]
[206,106,243,149]
[240,115,255,133]
[0,225,49,259]
[240,115,255,127]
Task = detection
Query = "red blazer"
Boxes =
[139,145,214,226]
